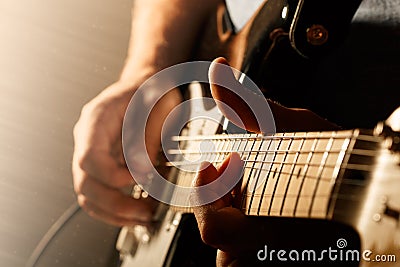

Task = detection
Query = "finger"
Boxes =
[216,250,240,267]
[123,88,182,183]
[74,150,134,189]
[209,57,339,133]
[77,195,151,227]
[209,57,272,134]
[386,106,400,131]
[192,154,249,250]
[193,153,243,189]
[267,103,341,132]
[192,153,243,210]
[74,172,153,222]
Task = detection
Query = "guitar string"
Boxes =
[231,134,246,202]
[172,138,188,207]
[246,137,270,214]
[308,134,334,217]
[165,164,368,189]
[279,136,305,216]
[256,137,283,215]
[247,132,341,218]
[246,136,268,214]
[165,146,372,189]
[177,165,366,186]
[167,148,377,157]
[171,132,380,142]
[166,133,374,210]
[239,134,255,210]
[267,133,293,216]
[250,132,336,217]
[167,160,374,172]
[168,132,366,218]
[292,134,319,216]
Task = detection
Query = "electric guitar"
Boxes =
[116,0,400,266]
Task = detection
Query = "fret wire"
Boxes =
[231,135,243,156]
[245,138,265,214]
[247,138,272,214]
[240,135,258,210]
[206,138,221,164]
[221,138,231,160]
[256,137,283,216]
[308,133,334,217]
[213,139,223,163]
[214,139,226,167]
[217,138,230,170]
[280,136,305,215]
[173,138,189,206]
[180,157,195,207]
[292,134,320,217]
[268,133,293,215]
[174,138,188,206]
[232,134,247,207]
[326,132,356,218]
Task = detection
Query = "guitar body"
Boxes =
[117,1,400,266]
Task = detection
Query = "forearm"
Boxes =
[120,0,222,83]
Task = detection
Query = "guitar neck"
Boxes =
[168,129,380,220]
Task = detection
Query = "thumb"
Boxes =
[209,57,340,133]
[191,153,243,209]
[208,57,275,134]
[386,106,400,132]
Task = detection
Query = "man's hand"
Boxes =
[209,57,340,133]
[72,82,150,226]
[191,57,345,266]
[191,153,254,267]
[72,81,181,226]
[71,0,222,227]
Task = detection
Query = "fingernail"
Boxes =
[197,161,211,172]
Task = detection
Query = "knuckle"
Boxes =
[77,149,94,172]
[198,219,220,246]
[73,103,93,134]
[81,101,95,116]
[110,198,131,217]
[73,173,90,195]
[77,195,90,210]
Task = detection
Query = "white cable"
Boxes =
[25,202,81,267]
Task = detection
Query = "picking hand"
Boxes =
[72,81,181,226]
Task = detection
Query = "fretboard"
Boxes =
[167,129,378,220]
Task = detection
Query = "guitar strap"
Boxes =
[288,0,363,59]
[224,0,364,109]
[226,0,364,60]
